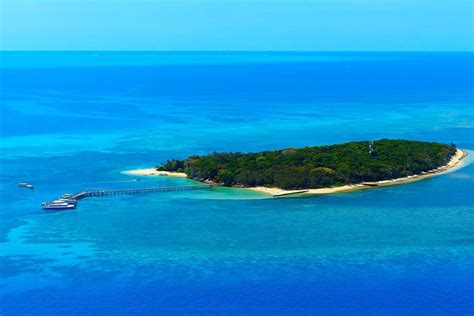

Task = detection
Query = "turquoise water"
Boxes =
[0,52,473,314]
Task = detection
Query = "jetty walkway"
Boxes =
[71,185,212,200]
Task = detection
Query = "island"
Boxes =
[125,140,467,197]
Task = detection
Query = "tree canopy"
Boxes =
[156,139,456,190]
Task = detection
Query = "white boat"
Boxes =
[42,200,76,210]
[19,182,34,189]
[58,198,77,205]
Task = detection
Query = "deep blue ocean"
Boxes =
[0,52,473,314]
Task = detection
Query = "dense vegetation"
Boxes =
[156,139,456,190]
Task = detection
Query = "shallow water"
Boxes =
[0,52,473,314]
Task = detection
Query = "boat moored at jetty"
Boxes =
[42,198,76,210]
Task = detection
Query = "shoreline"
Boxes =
[251,148,468,197]
[121,168,187,178]
[122,149,468,197]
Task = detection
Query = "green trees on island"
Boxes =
[156,139,456,190]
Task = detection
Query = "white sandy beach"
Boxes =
[249,148,468,196]
[121,168,187,178]
[122,149,467,197]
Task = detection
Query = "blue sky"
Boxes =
[1,0,472,51]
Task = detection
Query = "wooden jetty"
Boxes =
[43,185,213,209]
[72,185,212,199]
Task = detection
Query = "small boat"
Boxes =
[19,182,33,189]
[60,193,74,199]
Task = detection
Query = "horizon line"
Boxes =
[1,50,473,53]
